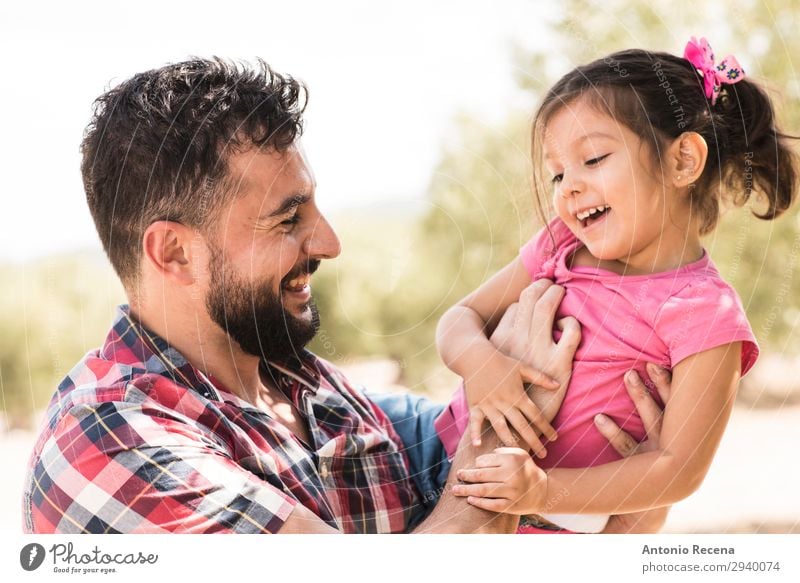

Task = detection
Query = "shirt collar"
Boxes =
[101,305,322,399]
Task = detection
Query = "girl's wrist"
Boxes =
[540,471,554,514]
[451,338,506,376]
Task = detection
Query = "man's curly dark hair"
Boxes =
[80,57,307,289]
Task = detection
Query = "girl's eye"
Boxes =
[551,173,563,184]
[586,154,610,166]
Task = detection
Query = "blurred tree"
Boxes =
[5,1,798,419]
[407,0,800,390]
[0,253,124,426]
[512,0,800,359]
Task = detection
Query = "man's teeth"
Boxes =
[576,205,610,222]
[286,275,310,288]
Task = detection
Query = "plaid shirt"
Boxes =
[22,306,421,533]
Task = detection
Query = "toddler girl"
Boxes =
[435,37,798,533]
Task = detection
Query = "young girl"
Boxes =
[434,37,798,533]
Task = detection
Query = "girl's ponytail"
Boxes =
[532,40,799,234]
[712,78,798,223]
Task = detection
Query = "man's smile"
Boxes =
[282,273,312,302]
[280,259,320,305]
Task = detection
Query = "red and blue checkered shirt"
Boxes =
[22,306,421,533]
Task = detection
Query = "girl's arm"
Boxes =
[436,257,563,452]
[436,256,533,370]
[454,342,742,515]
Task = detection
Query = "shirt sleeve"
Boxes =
[653,278,759,376]
[519,217,576,279]
[26,399,297,533]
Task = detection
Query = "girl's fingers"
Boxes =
[474,453,503,468]
[469,409,486,447]
[452,482,505,498]
[456,467,503,484]
[504,407,547,458]
[519,398,558,442]
[485,411,517,448]
[466,496,510,513]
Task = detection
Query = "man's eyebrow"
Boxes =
[544,132,618,159]
[260,193,311,220]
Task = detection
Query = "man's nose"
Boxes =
[304,213,341,260]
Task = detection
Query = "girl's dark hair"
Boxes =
[81,57,307,289]
[532,48,798,234]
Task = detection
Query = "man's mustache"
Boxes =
[281,259,321,286]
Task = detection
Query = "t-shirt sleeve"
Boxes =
[654,279,759,376]
[519,217,576,279]
[26,399,297,533]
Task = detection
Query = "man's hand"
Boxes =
[598,364,673,533]
[489,280,580,423]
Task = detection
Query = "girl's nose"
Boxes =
[558,171,585,198]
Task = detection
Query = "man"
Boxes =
[22,58,667,533]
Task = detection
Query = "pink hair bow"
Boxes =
[683,36,746,105]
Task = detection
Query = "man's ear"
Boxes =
[142,221,198,286]
[667,132,708,188]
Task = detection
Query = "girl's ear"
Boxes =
[667,132,708,188]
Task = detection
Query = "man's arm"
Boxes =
[412,429,519,533]
[486,283,673,532]
[597,365,673,533]
[28,400,300,533]
[409,283,578,533]
[279,428,520,534]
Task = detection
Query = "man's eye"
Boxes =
[586,154,610,166]
[281,213,300,226]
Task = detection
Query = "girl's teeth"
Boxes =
[576,205,609,221]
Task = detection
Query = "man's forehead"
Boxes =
[226,144,316,200]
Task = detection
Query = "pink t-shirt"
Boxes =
[435,217,758,470]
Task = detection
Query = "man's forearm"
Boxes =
[413,429,519,533]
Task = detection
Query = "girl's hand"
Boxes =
[465,351,559,458]
[489,280,581,425]
[468,280,581,455]
[452,447,547,515]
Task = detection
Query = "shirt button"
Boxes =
[320,463,329,480]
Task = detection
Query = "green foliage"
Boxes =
[0,253,124,424]
[309,114,538,390]
[314,0,800,387]
[4,0,799,419]
[514,0,800,357]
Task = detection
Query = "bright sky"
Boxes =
[0,0,554,262]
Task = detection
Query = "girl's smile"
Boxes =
[542,97,702,275]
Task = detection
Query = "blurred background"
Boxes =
[1,0,798,533]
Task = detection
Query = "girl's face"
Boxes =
[542,97,694,273]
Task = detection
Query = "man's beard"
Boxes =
[205,245,321,362]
